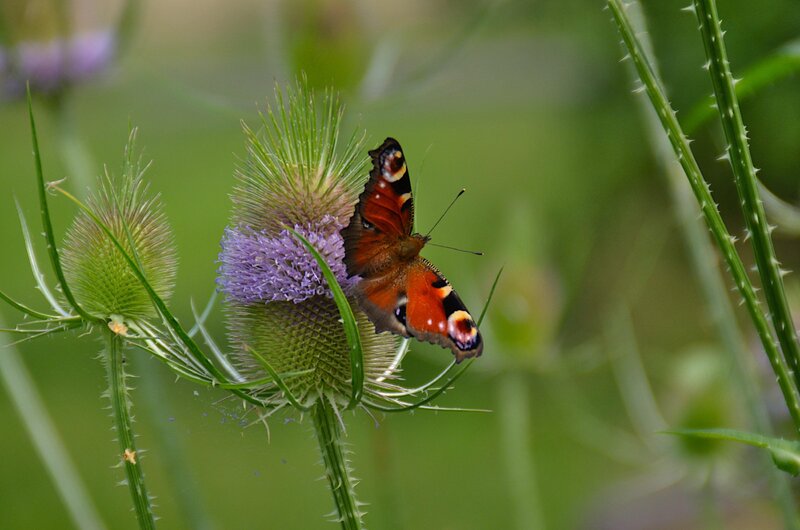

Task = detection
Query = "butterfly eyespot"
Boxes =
[394,303,407,326]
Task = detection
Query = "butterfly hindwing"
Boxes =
[404,261,482,361]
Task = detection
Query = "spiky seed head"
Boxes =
[61,130,177,322]
[219,79,398,408]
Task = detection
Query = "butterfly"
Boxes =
[340,137,483,362]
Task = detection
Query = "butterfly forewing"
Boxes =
[341,137,414,278]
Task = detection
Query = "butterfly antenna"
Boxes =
[427,242,483,256]
[425,188,465,238]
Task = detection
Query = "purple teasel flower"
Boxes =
[217,215,359,305]
[219,80,402,409]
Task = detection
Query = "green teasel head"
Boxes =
[218,79,399,409]
[61,130,177,323]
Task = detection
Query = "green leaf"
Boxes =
[288,228,364,410]
[665,428,800,476]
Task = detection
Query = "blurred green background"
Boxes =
[2,0,800,528]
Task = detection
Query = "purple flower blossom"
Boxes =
[0,30,117,99]
[66,30,116,81]
[14,40,65,93]
[218,215,358,305]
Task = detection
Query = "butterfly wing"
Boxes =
[404,260,482,362]
[341,137,414,278]
[356,259,483,362]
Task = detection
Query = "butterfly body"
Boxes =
[341,138,482,362]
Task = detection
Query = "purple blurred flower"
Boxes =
[218,215,357,305]
[0,30,117,99]
[66,30,116,80]
[14,39,65,93]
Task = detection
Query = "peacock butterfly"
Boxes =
[340,137,483,362]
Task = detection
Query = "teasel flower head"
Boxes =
[61,130,177,323]
[218,79,399,410]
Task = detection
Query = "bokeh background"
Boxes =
[1,0,800,528]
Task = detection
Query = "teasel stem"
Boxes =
[312,396,363,530]
[607,0,800,432]
[621,2,798,524]
[693,0,800,394]
[105,329,156,530]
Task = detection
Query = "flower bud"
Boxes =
[61,132,177,321]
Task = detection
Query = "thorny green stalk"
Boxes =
[693,0,800,393]
[606,0,800,431]
[624,3,798,524]
[105,330,156,530]
[312,397,363,530]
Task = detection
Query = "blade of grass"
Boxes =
[607,0,800,431]
[693,0,800,395]
[376,338,411,384]
[288,228,364,410]
[187,291,218,338]
[189,298,243,383]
